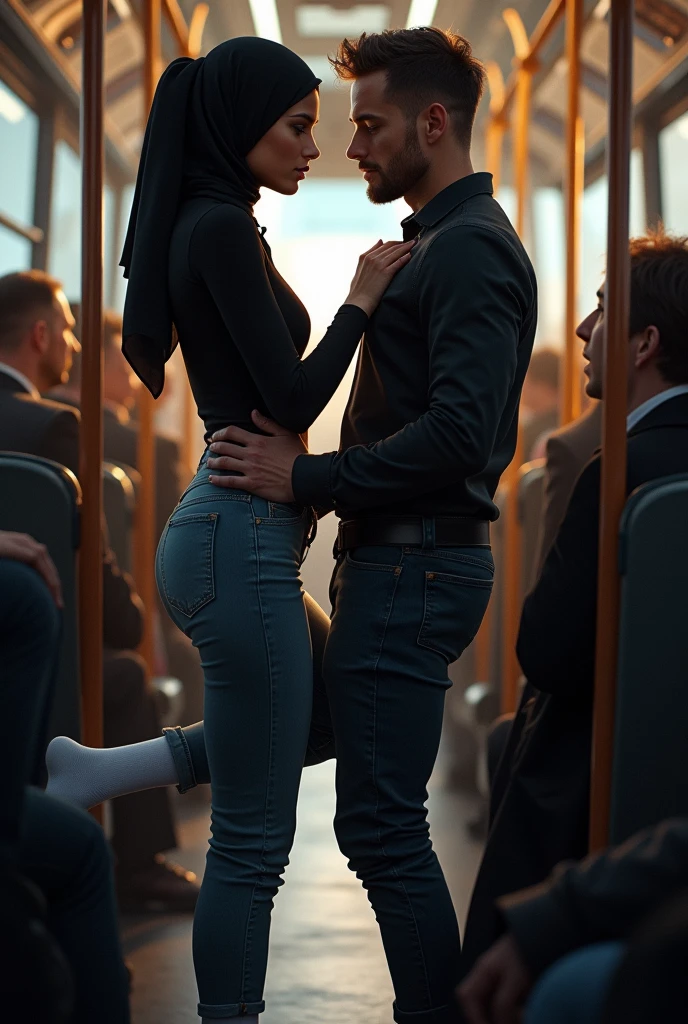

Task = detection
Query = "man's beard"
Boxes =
[365,123,429,205]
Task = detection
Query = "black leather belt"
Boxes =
[337,516,490,552]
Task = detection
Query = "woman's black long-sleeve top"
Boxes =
[168,198,369,438]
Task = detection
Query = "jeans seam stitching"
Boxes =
[239,514,273,1002]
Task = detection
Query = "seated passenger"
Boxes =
[459,230,688,977]
[0,529,130,1022]
[458,816,688,1024]
[0,269,198,912]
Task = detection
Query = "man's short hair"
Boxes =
[330,27,485,147]
[0,270,63,352]
[526,348,561,391]
[628,230,688,385]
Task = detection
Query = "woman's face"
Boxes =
[246,90,320,195]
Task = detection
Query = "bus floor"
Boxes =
[121,740,485,1024]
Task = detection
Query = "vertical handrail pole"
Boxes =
[134,0,161,675]
[562,0,584,425]
[589,0,633,851]
[500,9,534,713]
[79,0,105,817]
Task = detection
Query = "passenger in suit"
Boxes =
[51,310,204,722]
[0,270,197,912]
[459,230,688,982]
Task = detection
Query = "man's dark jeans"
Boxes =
[166,542,493,1024]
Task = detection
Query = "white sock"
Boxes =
[45,735,177,810]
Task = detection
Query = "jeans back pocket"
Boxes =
[158,512,218,618]
[417,568,493,664]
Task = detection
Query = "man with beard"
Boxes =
[45,26,537,1024]
[206,28,538,1024]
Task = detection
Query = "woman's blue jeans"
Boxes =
[155,456,321,1019]
[159,478,494,1023]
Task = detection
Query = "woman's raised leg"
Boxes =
[46,591,333,804]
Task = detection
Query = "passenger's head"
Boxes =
[103,312,139,409]
[0,271,79,391]
[521,348,561,415]
[331,28,485,204]
[578,230,688,403]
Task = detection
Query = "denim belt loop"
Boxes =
[422,516,436,549]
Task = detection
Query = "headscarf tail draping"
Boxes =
[119,38,320,398]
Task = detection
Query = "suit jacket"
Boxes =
[0,371,143,651]
[0,370,80,477]
[460,392,688,977]
[533,401,602,576]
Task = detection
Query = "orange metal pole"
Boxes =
[500,35,534,714]
[79,0,105,819]
[589,0,633,852]
[562,0,584,426]
[134,0,161,676]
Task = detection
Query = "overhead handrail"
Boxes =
[0,210,44,245]
[589,0,634,852]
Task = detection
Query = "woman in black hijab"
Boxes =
[49,36,411,1023]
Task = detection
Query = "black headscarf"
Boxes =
[120,37,320,397]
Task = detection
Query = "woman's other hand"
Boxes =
[345,238,416,317]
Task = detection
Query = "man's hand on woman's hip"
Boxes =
[207,409,307,502]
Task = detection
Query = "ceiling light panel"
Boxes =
[296,4,390,37]
[406,0,439,28]
[248,0,283,43]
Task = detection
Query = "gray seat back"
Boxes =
[518,460,546,597]
[103,462,137,575]
[610,473,688,844]
[0,452,81,740]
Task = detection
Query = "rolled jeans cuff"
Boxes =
[393,999,462,1024]
[162,726,197,794]
[198,999,265,1017]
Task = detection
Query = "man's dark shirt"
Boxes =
[292,172,538,520]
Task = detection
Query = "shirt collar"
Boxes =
[626,385,688,432]
[0,362,41,400]
[401,172,494,240]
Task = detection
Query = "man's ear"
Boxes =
[423,102,450,145]
[633,325,660,369]
[28,319,49,356]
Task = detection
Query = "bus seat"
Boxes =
[0,452,81,742]
[610,473,688,844]
[518,459,546,597]
[103,462,138,575]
